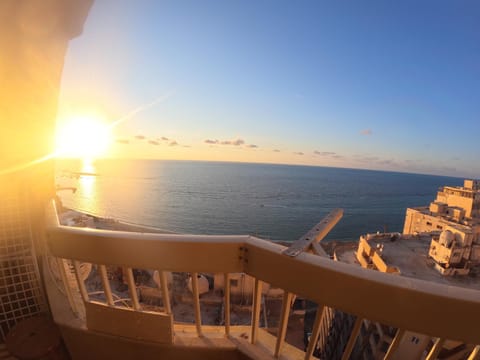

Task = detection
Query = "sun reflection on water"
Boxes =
[76,159,97,212]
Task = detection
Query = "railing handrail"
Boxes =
[46,222,480,344]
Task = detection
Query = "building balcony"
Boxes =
[42,202,480,360]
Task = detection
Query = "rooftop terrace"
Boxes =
[336,234,480,291]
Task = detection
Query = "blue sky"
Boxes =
[59,1,480,177]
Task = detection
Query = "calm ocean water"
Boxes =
[55,159,463,242]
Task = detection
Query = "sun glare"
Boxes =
[55,115,112,159]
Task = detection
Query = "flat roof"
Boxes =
[335,235,480,291]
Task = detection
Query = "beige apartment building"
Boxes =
[344,180,480,359]
[403,179,480,275]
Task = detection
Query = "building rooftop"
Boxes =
[335,234,480,291]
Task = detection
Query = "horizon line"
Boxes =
[55,156,468,180]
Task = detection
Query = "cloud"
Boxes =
[115,139,130,144]
[348,155,459,176]
[246,144,258,148]
[356,156,380,162]
[232,138,245,146]
[219,138,245,146]
[135,135,146,140]
[161,137,169,141]
[399,160,458,176]
[169,140,178,146]
[183,145,191,148]
[148,140,159,145]
[360,129,373,136]
[273,149,281,152]
[313,151,336,156]
[353,154,402,167]
[312,150,344,159]
[404,159,423,165]
[205,137,246,146]
[294,152,304,155]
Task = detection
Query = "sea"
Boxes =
[55,159,463,242]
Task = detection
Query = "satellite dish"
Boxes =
[187,274,209,295]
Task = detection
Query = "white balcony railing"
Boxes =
[44,202,480,360]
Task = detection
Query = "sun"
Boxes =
[55,115,112,159]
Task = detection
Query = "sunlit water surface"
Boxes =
[55,159,462,242]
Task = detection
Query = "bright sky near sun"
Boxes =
[57,1,480,177]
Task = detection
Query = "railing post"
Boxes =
[73,260,89,302]
[224,273,231,336]
[274,291,293,357]
[125,267,140,310]
[99,265,114,306]
[426,338,445,360]
[56,258,78,315]
[341,317,363,360]
[159,271,172,314]
[383,328,405,360]
[191,272,203,337]
[251,278,263,344]
[304,305,324,360]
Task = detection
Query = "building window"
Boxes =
[436,225,443,230]
[230,279,238,287]
[426,222,432,226]
[411,336,420,344]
